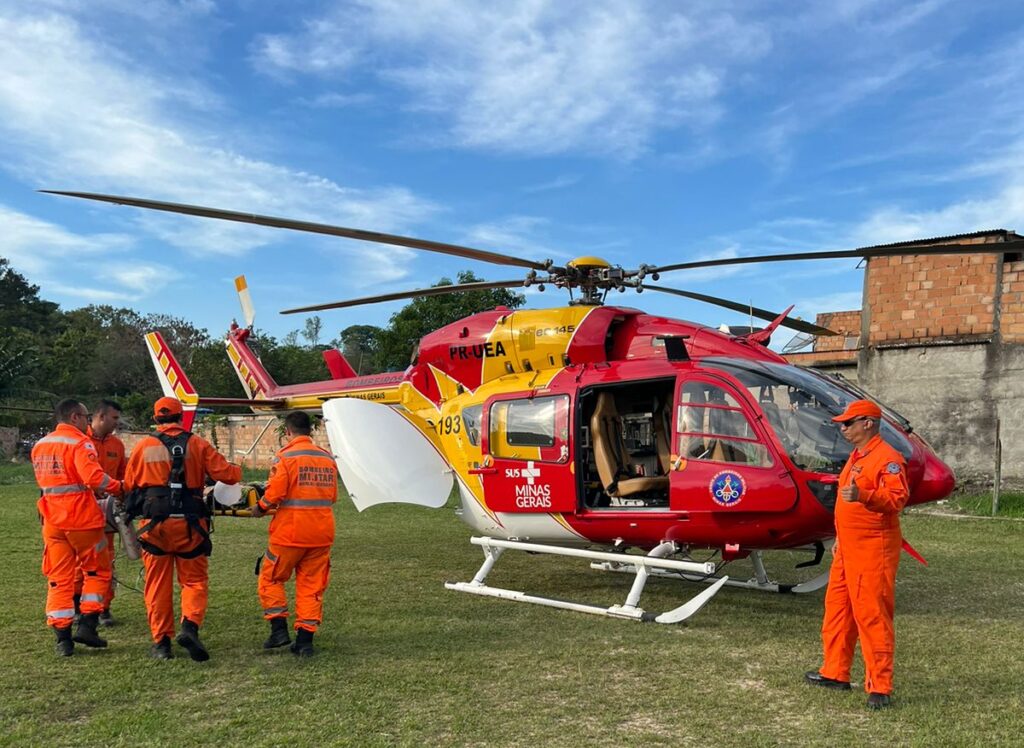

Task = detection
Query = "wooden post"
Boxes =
[992,418,1001,516]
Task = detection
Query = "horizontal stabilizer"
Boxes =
[198,396,287,408]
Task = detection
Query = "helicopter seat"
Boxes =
[707,438,748,464]
[591,393,669,499]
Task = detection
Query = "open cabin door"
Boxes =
[670,373,797,513]
[322,398,453,512]
[479,393,575,513]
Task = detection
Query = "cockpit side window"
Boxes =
[677,380,772,467]
[698,358,913,473]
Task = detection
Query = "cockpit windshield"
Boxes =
[699,358,912,473]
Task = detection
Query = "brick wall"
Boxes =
[1002,257,1024,343]
[865,237,1005,344]
[119,415,331,469]
[813,310,862,352]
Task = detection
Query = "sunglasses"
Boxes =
[838,417,870,429]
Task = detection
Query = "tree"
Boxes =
[302,316,323,348]
[0,258,59,332]
[374,271,526,370]
[336,325,383,375]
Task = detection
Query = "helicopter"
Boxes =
[47,190,1018,624]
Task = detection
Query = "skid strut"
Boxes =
[591,549,830,594]
[445,536,729,624]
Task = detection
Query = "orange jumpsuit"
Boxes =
[256,436,337,633]
[31,424,122,629]
[77,428,126,609]
[124,424,240,642]
[820,434,909,695]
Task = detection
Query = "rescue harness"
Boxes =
[127,431,212,559]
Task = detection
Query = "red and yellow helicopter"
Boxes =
[48,190,1005,624]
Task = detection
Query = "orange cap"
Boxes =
[154,397,183,418]
[831,399,882,423]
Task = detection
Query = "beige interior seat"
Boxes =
[591,393,669,498]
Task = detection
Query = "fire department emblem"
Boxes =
[709,471,745,506]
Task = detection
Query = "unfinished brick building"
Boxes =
[787,229,1024,487]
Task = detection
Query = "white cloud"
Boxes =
[0,205,132,276]
[105,263,181,293]
[252,0,771,158]
[845,179,1024,247]
[0,204,182,304]
[0,9,437,281]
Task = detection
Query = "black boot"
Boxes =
[264,617,291,649]
[290,628,315,657]
[55,626,74,657]
[72,594,81,625]
[72,613,108,648]
[150,636,173,660]
[176,618,210,662]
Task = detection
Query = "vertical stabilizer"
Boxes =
[224,324,279,400]
[144,331,200,431]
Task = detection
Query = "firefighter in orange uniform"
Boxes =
[32,399,122,656]
[84,399,126,626]
[251,411,337,657]
[124,397,241,661]
[805,399,909,709]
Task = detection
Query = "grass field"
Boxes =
[1,467,1022,747]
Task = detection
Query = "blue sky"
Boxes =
[2,0,1024,348]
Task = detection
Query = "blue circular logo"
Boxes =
[709,471,745,506]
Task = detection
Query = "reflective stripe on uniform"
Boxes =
[37,436,81,446]
[263,607,287,616]
[95,537,108,552]
[296,619,319,627]
[282,450,334,460]
[99,474,112,490]
[81,593,104,604]
[41,484,88,495]
[279,499,334,508]
[48,608,76,619]
[265,549,278,562]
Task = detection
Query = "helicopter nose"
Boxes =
[909,452,956,506]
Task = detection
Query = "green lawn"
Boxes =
[1,477,1022,747]
[946,490,1024,518]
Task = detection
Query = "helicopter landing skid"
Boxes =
[445,536,729,624]
[590,549,830,594]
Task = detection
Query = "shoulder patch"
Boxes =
[886,462,901,474]
[83,442,97,452]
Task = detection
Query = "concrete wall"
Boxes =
[0,426,16,459]
[857,342,1024,489]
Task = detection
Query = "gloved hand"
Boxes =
[250,503,265,518]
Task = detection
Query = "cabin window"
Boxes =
[677,381,771,467]
[489,395,569,462]
[462,404,483,446]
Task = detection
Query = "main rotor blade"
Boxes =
[639,284,838,336]
[650,237,1024,274]
[281,279,529,314]
[42,190,553,272]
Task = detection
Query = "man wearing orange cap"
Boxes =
[805,399,909,709]
[32,399,122,656]
[124,397,241,661]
